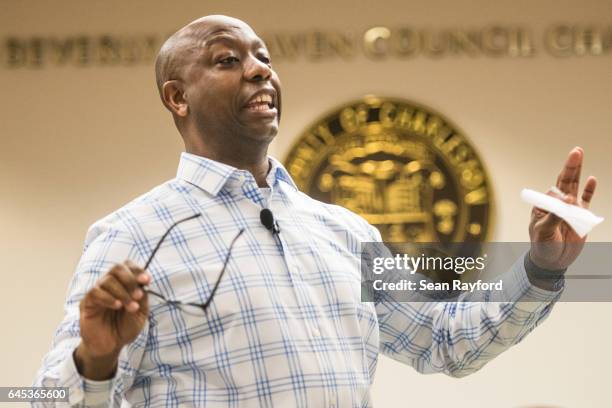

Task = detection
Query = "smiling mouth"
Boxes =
[244,94,276,112]
[246,103,274,112]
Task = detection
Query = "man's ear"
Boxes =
[161,80,188,117]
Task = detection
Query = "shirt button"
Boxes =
[311,326,321,337]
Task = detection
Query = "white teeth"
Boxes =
[249,94,273,105]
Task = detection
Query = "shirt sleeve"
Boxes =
[368,227,563,378]
[32,218,147,407]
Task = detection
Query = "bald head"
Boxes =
[154,15,257,100]
[153,14,281,161]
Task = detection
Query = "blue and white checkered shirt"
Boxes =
[34,152,561,407]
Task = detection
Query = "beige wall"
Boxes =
[1,0,610,407]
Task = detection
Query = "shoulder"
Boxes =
[83,178,201,247]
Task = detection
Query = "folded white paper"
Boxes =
[520,188,604,237]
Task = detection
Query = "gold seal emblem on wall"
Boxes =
[284,96,493,243]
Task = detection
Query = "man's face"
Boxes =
[182,21,281,145]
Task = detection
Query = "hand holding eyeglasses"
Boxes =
[75,260,152,381]
[74,213,242,381]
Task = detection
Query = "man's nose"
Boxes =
[244,55,272,82]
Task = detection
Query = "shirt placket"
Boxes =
[239,174,332,406]
[268,185,341,407]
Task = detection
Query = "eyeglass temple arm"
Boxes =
[199,228,245,312]
[143,213,202,271]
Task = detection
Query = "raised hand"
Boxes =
[529,147,597,271]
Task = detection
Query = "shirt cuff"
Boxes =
[522,252,565,298]
[43,342,84,407]
[523,250,566,292]
[506,252,564,313]
[82,376,114,406]
[50,343,114,407]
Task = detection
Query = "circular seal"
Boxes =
[284,96,493,244]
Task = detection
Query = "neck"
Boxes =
[184,136,271,187]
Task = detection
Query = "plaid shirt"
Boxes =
[34,152,561,407]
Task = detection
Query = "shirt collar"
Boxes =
[176,152,298,196]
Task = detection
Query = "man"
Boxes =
[34,15,597,407]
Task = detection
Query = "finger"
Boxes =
[124,260,150,312]
[89,286,122,310]
[548,185,577,205]
[572,156,582,196]
[581,176,597,209]
[109,263,143,301]
[125,260,151,287]
[556,147,583,195]
[99,274,139,312]
[531,206,547,219]
[81,286,121,311]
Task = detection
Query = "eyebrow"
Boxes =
[203,33,266,50]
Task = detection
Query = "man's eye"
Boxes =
[259,56,272,65]
[218,56,239,65]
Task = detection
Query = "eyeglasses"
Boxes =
[141,213,244,315]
